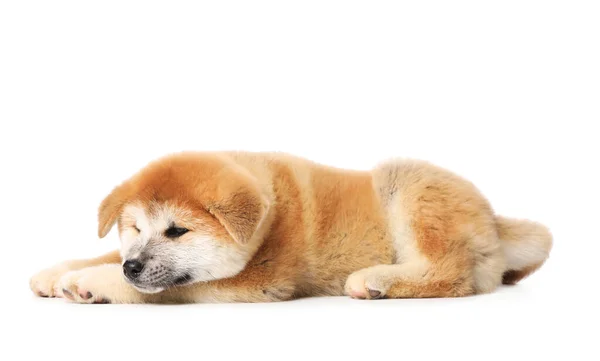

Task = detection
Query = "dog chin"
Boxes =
[130,284,165,294]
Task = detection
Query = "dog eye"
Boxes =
[165,226,189,238]
[134,226,140,233]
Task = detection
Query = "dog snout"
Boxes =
[123,259,144,279]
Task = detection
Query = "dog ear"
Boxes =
[207,171,269,244]
[97,182,132,238]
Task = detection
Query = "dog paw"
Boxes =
[30,262,76,298]
[57,267,115,304]
[345,267,391,300]
[56,264,143,304]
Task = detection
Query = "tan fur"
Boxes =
[496,216,553,284]
[30,152,552,303]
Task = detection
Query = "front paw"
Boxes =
[56,264,140,304]
[58,269,111,304]
[30,262,75,298]
[345,267,391,300]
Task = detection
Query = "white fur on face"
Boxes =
[120,205,151,260]
[119,203,251,293]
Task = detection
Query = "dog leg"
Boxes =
[29,250,121,298]
[55,262,296,304]
[345,262,473,299]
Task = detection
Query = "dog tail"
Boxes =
[496,216,553,285]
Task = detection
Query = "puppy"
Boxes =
[30,152,552,303]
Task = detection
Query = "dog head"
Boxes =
[97,152,270,294]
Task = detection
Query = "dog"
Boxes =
[30,151,552,303]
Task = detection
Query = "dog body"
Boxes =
[30,152,552,303]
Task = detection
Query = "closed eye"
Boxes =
[134,226,140,233]
[165,226,189,238]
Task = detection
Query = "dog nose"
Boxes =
[123,259,144,279]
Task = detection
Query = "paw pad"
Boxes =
[62,289,74,300]
[368,289,382,299]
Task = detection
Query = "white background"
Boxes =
[1,1,598,360]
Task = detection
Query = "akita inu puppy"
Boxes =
[30,152,552,303]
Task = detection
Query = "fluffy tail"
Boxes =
[496,216,553,285]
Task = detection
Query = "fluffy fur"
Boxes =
[30,152,552,303]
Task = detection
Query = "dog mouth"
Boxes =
[126,273,194,294]
[172,273,193,285]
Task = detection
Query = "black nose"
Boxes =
[123,259,144,279]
